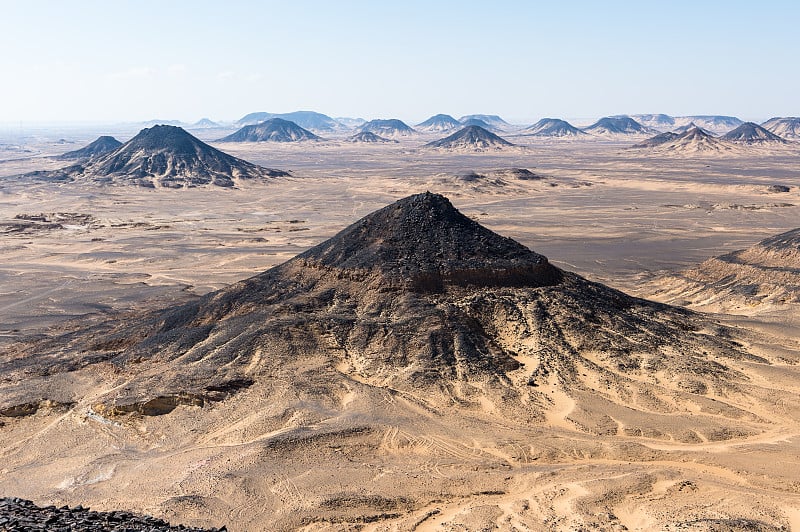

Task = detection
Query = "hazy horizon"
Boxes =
[1,1,798,124]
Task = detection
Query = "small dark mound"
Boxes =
[0,497,226,531]
[631,131,679,148]
[491,168,542,180]
[766,184,791,193]
[58,136,122,160]
[297,192,560,291]
[346,131,397,143]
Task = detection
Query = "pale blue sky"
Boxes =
[0,0,797,124]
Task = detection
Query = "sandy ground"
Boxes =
[1,132,800,530]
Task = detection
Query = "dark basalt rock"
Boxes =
[0,497,226,531]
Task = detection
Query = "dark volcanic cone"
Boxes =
[57,135,122,160]
[721,122,788,144]
[29,125,288,188]
[424,125,514,151]
[2,192,760,441]
[219,118,322,142]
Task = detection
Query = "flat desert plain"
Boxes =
[1,132,800,531]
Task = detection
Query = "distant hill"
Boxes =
[674,116,742,134]
[629,114,676,129]
[459,118,499,131]
[582,116,652,136]
[761,117,800,140]
[416,114,461,132]
[29,125,288,188]
[672,122,713,135]
[237,111,341,132]
[220,118,322,142]
[630,131,680,148]
[721,122,788,144]
[632,127,730,153]
[346,131,397,143]
[189,118,220,129]
[57,136,122,160]
[458,114,511,129]
[522,118,585,137]
[424,125,514,151]
[358,119,416,138]
[334,117,366,129]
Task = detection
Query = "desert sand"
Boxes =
[1,131,800,531]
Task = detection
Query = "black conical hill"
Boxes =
[296,192,560,290]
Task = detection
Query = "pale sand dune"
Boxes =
[1,137,800,530]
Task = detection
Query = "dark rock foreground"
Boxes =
[0,497,225,531]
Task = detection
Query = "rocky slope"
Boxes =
[219,118,321,142]
[57,135,122,160]
[424,125,515,151]
[29,125,288,187]
[761,117,800,139]
[647,226,800,312]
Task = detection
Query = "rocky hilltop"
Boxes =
[219,118,321,142]
[424,125,514,151]
[57,135,122,160]
[29,125,288,187]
